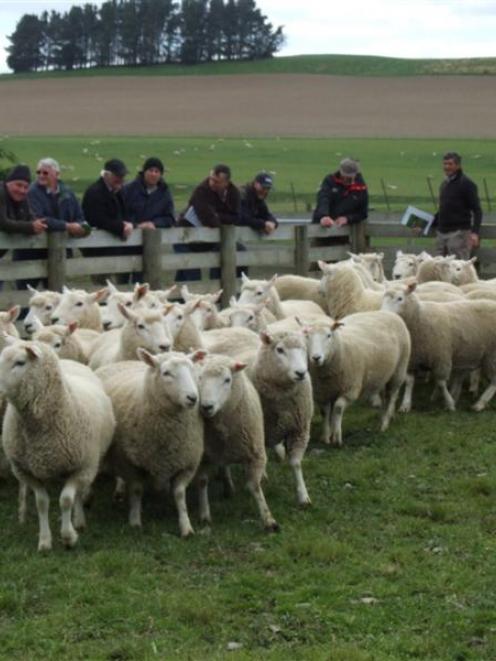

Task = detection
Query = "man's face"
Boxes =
[143,167,162,188]
[208,172,229,194]
[254,181,270,199]
[443,158,460,178]
[341,174,356,185]
[6,180,29,202]
[106,172,125,191]
[36,164,58,187]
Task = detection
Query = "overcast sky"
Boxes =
[1,0,496,73]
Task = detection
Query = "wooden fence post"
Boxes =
[294,224,309,276]
[47,232,67,291]
[220,225,237,308]
[350,222,368,254]
[142,228,163,289]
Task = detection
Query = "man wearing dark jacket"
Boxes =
[433,152,482,259]
[122,157,175,229]
[178,164,240,227]
[312,158,368,226]
[240,173,278,234]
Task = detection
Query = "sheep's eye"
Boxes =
[54,342,62,349]
[162,370,171,377]
[224,377,231,384]
[14,360,25,368]
[75,302,84,307]
[276,346,285,355]
[125,301,132,307]
[256,291,263,297]
[177,315,183,321]
[137,323,146,330]
[45,304,53,311]
[326,333,332,339]
[99,301,108,307]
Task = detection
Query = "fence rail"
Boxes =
[1,213,496,309]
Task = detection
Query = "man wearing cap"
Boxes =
[0,165,47,235]
[312,158,368,227]
[122,157,175,229]
[239,173,278,234]
[82,158,133,239]
[28,157,86,237]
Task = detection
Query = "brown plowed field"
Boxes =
[1,74,495,137]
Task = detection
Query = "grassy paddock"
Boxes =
[2,136,496,216]
[1,385,495,659]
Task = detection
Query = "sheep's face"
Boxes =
[125,310,171,354]
[163,304,186,340]
[318,265,340,295]
[360,254,385,283]
[32,327,67,354]
[24,292,61,333]
[100,292,134,331]
[449,259,477,286]
[141,352,199,409]
[0,308,20,347]
[262,332,308,383]
[392,253,418,280]
[51,288,104,325]
[382,288,409,315]
[185,299,217,331]
[304,325,334,366]
[238,274,276,306]
[197,358,244,417]
[0,341,43,394]
[229,305,260,331]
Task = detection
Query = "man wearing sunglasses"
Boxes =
[28,158,86,237]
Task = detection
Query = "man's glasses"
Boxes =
[36,170,50,175]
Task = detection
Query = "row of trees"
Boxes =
[6,0,285,73]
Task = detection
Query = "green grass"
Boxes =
[2,136,496,216]
[3,54,496,80]
[1,385,496,659]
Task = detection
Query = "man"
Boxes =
[239,172,278,234]
[312,157,368,227]
[122,157,175,229]
[433,152,482,259]
[28,158,86,237]
[82,159,135,283]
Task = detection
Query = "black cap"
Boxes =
[142,157,165,174]
[6,164,31,184]
[104,158,128,178]
[254,172,273,189]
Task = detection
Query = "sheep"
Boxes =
[239,273,325,319]
[194,353,279,531]
[382,281,496,412]
[465,288,496,302]
[302,313,411,445]
[0,307,20,346]
[318,261,383,318]
[247,329,313,507]
[32,321,88,363]
[273,275,328,310]
[89,304,171,370]
[416,255,455,283]
[227,299,277,332]
[348,251,386,283]
[0,339,115,551]
[448,258,479,286]
[24,288,62,335]
[97,349,203,537]
[99,281,135,331]
[392,250,419,280]
[51,286,106,331]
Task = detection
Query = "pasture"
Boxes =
[3,136,496,215]
[1,389,495,659]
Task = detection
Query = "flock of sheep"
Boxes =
[0,248,494,551]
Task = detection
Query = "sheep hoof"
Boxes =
[398,404,411,413]
[180,527,195,539]
[264,521,280,533]
[472,402,485,412]
[61,530,78,548]
[299,498,312,509]
[38,539,52,552]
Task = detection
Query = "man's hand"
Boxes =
[66,222,86,237]
[263,221,277,235]
[122,221,134,239]
[411,226,423,236]
[320,216,334,228]
[138,221,156,230]
[32,218,48,234]
[335,216,348,227]
[470,232,480,249]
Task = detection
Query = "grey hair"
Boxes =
[37,157,61,173]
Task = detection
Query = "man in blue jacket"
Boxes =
[122,157,175,229]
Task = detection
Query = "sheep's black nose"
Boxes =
[201,403,214,414]
[51,317,59,324]
[312,355,322,364]
[187,394,197,405]
[103,321,112,330]
[294,370,306,380]
[159,344,170,352]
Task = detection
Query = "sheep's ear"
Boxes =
[294,316,303,326]
[89,288,107,303]
[162,303,174,316]
[268,273,278,287]
[137,347,158,367]
[180,285,194,302]
[98,287,111,302]
[1,332,18,346]
[470,256,478,264]
[396,250,403,258]
[347,252,360,262]
[134,283,150,301]
[317,260,328,272]
[229,295,237,308]
[62,285,71,294]
[27,284,38,294]
[211,289,223,303]
[241,271,249,284]
[67,322,78,335]
[8,306,21,323]
[446,254,456,261]
[105,279,118,294]
[118,302,136,320]
[26,344,42,360]
[406,280,418,294]
[332,320,344,330]
[231,361,246,373]
[190,350,208,363]
[260,331,272,345]
[163,284,177,300]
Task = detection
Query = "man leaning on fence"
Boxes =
[240,172,278,234]
[312,157,368,228]
[432,152,482,259]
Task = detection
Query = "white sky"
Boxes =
[1,0,496,73]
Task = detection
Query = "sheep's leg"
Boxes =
[245,465,279,532]
[73,493,86,531]
[473,381,496,412]
[399,374,415,413]
[113,477,126,502]
[128,480,143,528]
[469,369,481,397]
[437,379,456,411]
[60,480,79,548]
[369,393,382,408]
[217,466,235,498]
[172,473,195,538]
[274,443,286,461]
[33,486,52,552]
[287,443,311,507]
[320,402,331,444]
[197,468,211,524]
[380,383,401,431]
[329,396,347,447]
[18,481,28,525]
[449,373,464,404]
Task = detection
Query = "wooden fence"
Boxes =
[1,213,495,309]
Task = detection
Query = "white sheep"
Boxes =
[239,273,325,319]
[382,281,496,412]
[448,258,479,286]
[0,339,115,551]
[97,350,203,537]
[32,321,88,363]
[392,250,419,280]
[195,352,279,531]
[247,329,313,507]
[51,286,106,331]
[318,260,383,318]
[227,298,277,332]
[89,305,171,370]
[416,255,455,284]
[303,312,411,445]
[24,288,62,335]
[348,251,386,283]
[273,275,328,311]
[0,307,20,347]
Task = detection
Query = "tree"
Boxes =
[179,0,208,64]
[6,15,45,73]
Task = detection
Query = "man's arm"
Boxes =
[152,189,176,228]
[312,176,332,223]
[346,188,369,224]
[190,187,221,227]
[466,180,482,234]
[82,188,126,237]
